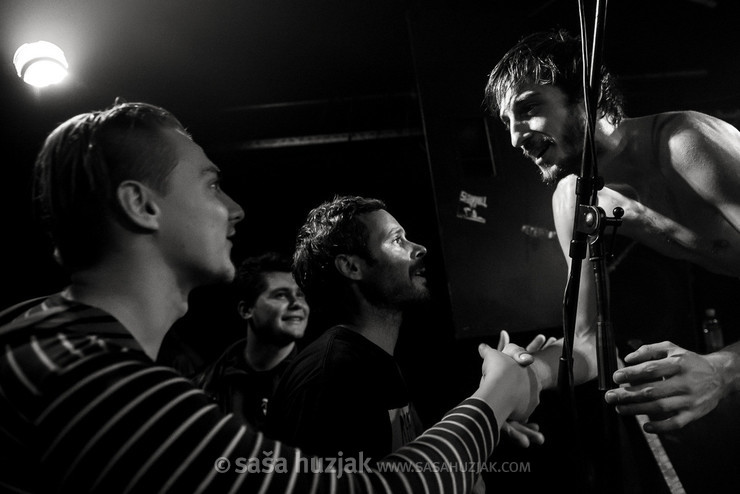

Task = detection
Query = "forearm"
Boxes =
[473,378,517,424]
[380,398,498,492]
[18,353,499,493]
[531,331,598,390]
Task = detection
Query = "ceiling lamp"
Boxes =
[13,41,69,88]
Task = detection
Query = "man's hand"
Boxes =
[496,329,536,365]
[473,342,542,429]
[500,420,543,448]
[604,341,735,432]
[495,330,550,447]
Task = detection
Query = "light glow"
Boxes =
[13,41,69,88]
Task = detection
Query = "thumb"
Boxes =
[502,342,534,366]
[497,330,510,351]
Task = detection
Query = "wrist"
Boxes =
[706,350,740,397]
[472,384,514,427]
[473,356,525,424]
[530,356,552,391]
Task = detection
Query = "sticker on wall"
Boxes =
[457,190,487,224]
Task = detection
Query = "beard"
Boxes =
[359,274,431,311]
[539,107,587,187]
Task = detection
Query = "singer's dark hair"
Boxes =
[33,100,187,270]
[293,195,385,312]
[485,29,624,125]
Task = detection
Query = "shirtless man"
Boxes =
[485,29,740,433]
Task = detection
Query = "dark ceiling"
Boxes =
[1,0,739,308]
[2,0,738,141]
[0,0,418,142]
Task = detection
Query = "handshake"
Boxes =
[471,329,737,445]
[472,330,556,447]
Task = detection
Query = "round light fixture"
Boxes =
[13,41,69,88]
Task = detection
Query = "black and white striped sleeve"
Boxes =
[2,331,498,493]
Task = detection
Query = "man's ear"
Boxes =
[116,180,160,231]
[334,254,363,281]
[237,300,253,320]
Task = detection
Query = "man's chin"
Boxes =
[540,163,580,187]
[218,266,237,284]
[274,333,302,346]
[194,267,235,289]
[406,287,432,307]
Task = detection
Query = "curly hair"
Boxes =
[32,101,186,270]
[293,195,386,310]
[485,29,624,125]
[234,252,294,309]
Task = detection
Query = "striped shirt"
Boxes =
[0,293,499,493]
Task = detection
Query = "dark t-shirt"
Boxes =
[0,293,500,493]
[268,326,422,462]
[195,338,296,431]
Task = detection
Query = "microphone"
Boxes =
[521,224,557,240]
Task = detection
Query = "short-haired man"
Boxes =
[268,196,426,462]
[196,252,309,430]
[269,196,545,469]
[0,101,542,493]
[486,29,740,432]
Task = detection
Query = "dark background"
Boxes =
[2,1,740,492]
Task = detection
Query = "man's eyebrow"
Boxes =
[511,93,534,109]
[500,91,539,121]
[201,165,221,177]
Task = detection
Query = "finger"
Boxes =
[612,360,680,385]
[611,395,689,418]
[504,423,527,448]
[502,422,530,448]
[623,341,676,364]
[479,342,493,359]
[507,421,545,446]
[497,330,510,351]
[502,342,534,366]
[642,410,697,433]
[506,421,539,432]
[542,336,557,349]
[605,382,674,406]
[525,334,546,352]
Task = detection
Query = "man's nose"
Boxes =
[509,120,529,149]
[412,242,427,258]
[225,193,245,224]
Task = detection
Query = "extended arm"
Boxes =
[1,329,541,493]
[524,175,601,392]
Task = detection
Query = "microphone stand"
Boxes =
[559,0,623,491]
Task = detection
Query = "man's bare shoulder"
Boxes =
[665,112,740,174]
[552,174,577,209]
[621,110,733,134]
[617,111,740,175]
[650,111,739,147]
